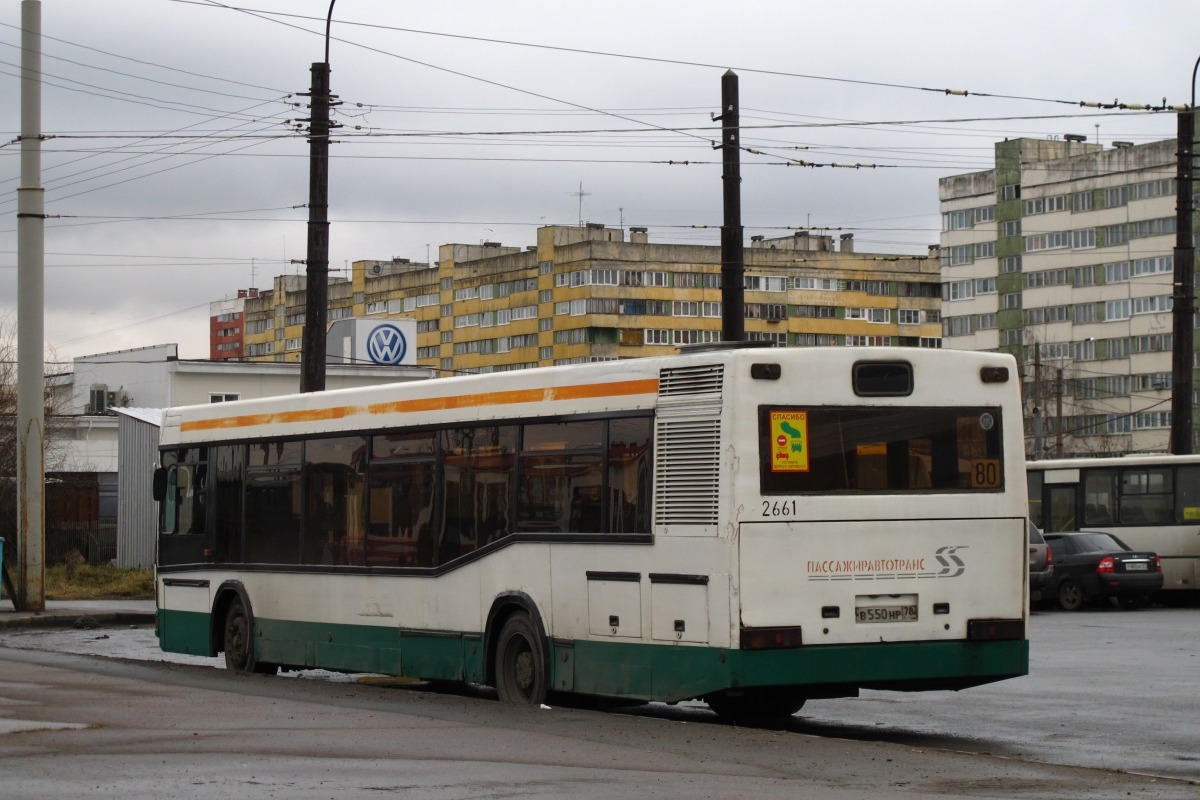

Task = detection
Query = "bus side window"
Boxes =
[1082,470,1117,526]
[161,464,205,535]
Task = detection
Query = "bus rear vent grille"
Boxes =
[654,418,721,525]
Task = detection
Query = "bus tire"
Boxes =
[222,597,278,675]
[706,687,806,722]
[1057,577,1084,612]
[494,611,547,705]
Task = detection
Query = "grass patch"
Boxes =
[44,564,154,601]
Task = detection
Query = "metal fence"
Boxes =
[45,523,117,566]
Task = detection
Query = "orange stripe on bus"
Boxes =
[179,378,660,434]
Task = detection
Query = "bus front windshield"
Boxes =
[760,405,1003,494]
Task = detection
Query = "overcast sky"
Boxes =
[2,0,1197,363]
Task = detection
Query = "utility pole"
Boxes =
[717,70,744,342]
[300,3,339,393]
[1170,86,1196,454]
[16,0,45,611]
[1032,342,1043,460]
[1055,367,1064,458]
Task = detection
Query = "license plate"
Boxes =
[855,604,918,623]
[1125,562,1149,571]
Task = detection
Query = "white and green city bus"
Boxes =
[154,344,1029,719]
[1027,453,1200,597]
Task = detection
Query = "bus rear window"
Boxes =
[759,406,1003,493]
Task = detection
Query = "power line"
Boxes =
[163,1,1187,110]
[0,20,287,94]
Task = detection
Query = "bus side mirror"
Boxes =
[152,467,168,503]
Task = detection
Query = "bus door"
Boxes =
[1044,484,1078,532]
[155,447,212,566]
[1036,470,1084,532]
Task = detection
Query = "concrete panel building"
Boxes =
[235,224,944,375]
[939,137,1192,457]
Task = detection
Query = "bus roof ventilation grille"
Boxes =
[658,364,724,411]
[654,418,721,525]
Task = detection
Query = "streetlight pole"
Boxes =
[300,1,337,393]
[1169,57,1198,454]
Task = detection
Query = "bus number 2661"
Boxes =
[761,499,799,517]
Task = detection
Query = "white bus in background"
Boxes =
[154,343,1029,720]
[1027,454,1200,597]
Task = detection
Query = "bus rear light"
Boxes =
[740,626,804,650]
[967,618,1024,641]
[1096,556,1116,574]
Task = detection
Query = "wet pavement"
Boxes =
[1,600,1197,784]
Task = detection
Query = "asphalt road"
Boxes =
[0,604,1196,799]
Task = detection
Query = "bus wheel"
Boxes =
[706,688,806,722]
[494,612,547,705]
[1057,578,1084,612]
[223,598,277,675]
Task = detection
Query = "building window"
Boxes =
[1104,299,1131,321]
[1104,261,1131,283]
[209,393,239,403]
[1000,256,1022,274]
[944,280,974,301]
[1072,228,1096,250]
[943,209,974,230]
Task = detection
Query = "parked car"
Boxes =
[1027,520,1054,605]
[1043,531,1162,611]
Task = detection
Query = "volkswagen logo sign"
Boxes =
[365,323,408,365]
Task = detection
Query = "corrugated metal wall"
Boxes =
[117,415,160,569]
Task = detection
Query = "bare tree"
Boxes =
[0,316,69,554]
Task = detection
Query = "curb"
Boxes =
[0,612,155,631]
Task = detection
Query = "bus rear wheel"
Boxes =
[706,688,806,722]
[494,612,547,705]
[222,597,277,675]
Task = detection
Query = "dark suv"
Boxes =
[1027,520,1053,605]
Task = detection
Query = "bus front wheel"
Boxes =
[494,612,547,705]
[222,597,277,675]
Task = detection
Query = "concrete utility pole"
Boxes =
[718,70,744,342]
[300,2,338,393]
[16,0,45,611]
[1170,65,1197,454]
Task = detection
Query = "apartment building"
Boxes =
[208,288,261,361]
[939,137,1192,456]
[233,224,943,374]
